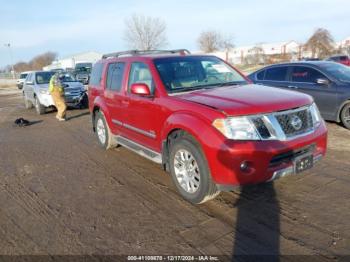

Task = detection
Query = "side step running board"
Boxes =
[115,136,162,164]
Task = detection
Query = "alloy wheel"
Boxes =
[173,149,200,194]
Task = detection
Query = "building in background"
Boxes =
[43,51,102,71]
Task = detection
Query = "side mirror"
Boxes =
[130,83,152,97]
[26,81,34,85]
[316,78,330,86]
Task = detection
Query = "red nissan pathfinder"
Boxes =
[88,50,327,204]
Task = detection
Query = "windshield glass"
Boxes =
[154,56,247,93]
[35,72,55,84]
[319,63,350,83]
[75,63,92,73]
[20,73,28,79]
[60,73,76,82]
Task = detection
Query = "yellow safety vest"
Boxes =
[49,75,64,94]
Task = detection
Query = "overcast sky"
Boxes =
[0,0,349,67]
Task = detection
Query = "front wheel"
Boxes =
[35,96,46,115]
[169,135,220,204]
[23,94,33,109]
[340,103,350,130]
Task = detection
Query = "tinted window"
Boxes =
[106,62,125,91]
[339,56,348,61]
[264,67,288,81]
[35,72,55,84]
[128,62,154,93]
[291,66,325,83]
[90,63,104,86]
[256,70,265,80]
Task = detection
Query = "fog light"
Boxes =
[240,161,249,171]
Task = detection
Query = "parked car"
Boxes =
[74,62,92,84]
[23,71,87,114]
[16,71,32,89]
[326,55,350,66]
[89,50,327,204]
[248,61,350,129]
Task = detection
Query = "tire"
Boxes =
[169,134,220,204]
[34,96,46,115]
[23,94,33,109]
[94,111,117,150]
[340,103,350,129]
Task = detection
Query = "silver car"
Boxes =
[23,71,86,115]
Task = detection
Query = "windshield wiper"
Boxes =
[218,81,244,87]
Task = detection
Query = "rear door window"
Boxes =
[291,66,326,83]
[106,62,125,91]
[264,67,288,81]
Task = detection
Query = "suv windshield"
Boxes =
[60,73,76,82]
[75,63,92,73]
[154,56,247,93]
[36,72,55,84]
[319,63,350,83]
[20,73,28,79]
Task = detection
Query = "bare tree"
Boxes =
[304,28,335,58]
[197,30,223,53]
[124,14,168,50]
[11,51,57,72]
[222,35,235,61]
[29,51,57,70]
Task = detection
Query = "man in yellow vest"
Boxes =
[49,73,67,121]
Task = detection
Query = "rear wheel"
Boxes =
[169,134,220,204]
[35,96,46,115]
[340,103,350,129]
[95,111,117,149]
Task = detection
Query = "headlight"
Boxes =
[39,89,49,95]
[310,103,322,128]
[212,117,260,140]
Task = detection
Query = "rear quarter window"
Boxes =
[256,70,265,80]
[90,63,104,86]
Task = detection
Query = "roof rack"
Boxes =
[102,49,191,59]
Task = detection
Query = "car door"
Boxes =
[256,66,291,90]
[103,62,128,135]
[287,65,338,119]
[24,73,35,103]
[123,62,161,151]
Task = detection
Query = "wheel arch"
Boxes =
[337,99,350,122]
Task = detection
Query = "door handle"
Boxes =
[121,100,129,105]
[288,85,299,89]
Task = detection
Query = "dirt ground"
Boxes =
[0,85,349,260]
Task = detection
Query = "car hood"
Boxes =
[64,81,83,89]
[176,84,313,116]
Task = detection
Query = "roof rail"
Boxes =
[102,49,191,59]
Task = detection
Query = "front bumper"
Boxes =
[203,121,328,187]
[65,92,88,107]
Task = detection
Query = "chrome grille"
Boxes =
[275,108,313,137]
[251,105,315,141]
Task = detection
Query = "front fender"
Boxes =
[161,112,226,183]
